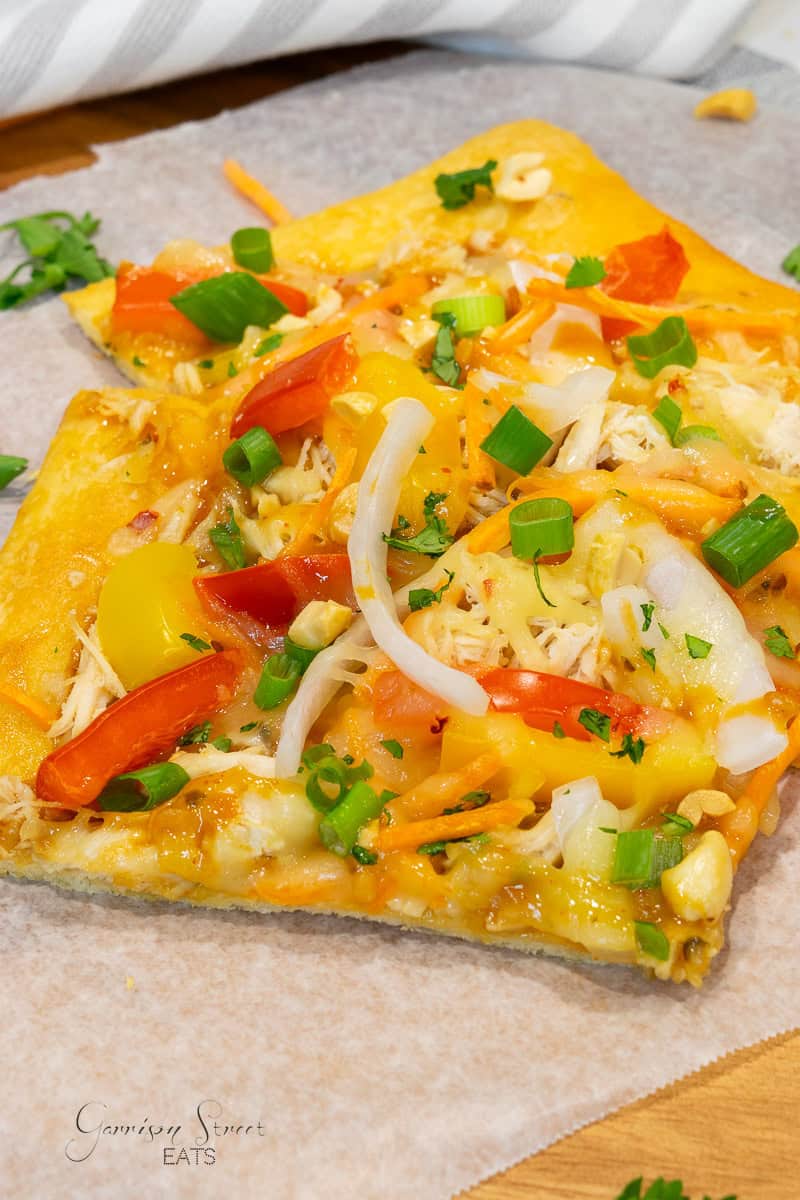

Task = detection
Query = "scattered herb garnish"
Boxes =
[640,602,655,632]
[616,1178,736,1200]
[662,811,694,836]
[633,921,670,962]
[227,360,238,377]
[532,554,556,608]
[0,455,28,491]
[255,332,284,356]
[239,721,259,733]
[178,721,212,746]
[180,632,212,653]
[408,569,454,612]
[211,736,232,752]
[383,491,453,557]
[0,210,113,309]
[658,622,670,640]
[782,243,800,282]
[381,739,404,760]
[610,733,647,764]
[209,506,246,570]
[443,790,490,815]
[641,647,656,672]
[132,355,147,368]
[685,633,712,659]
[565,255,606,288]
[552,720,566,739]
[434,159,497,210]
[430,313,462,387]
[764,624,795,659]
[578,707,611,742]
[352,844,378,866]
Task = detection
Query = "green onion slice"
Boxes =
[431,294,506,337]
[509,497,574,560]
[98,762,190,813]
[0,454,28,490]
[230,227,274,273]
[223,425,282,487]
[634,920,670,961]
[306,758,351,813]
[480,405,553,476]
[209,506,246,571]
[171,272,288,343]
[318,780,388,856]
[673,424,721,447]
[611,829,683,889]
[254,653,301,710]
[285,638,319,674]
[651,394,682,442]
[701,493,798,587]
[627,316,697,379]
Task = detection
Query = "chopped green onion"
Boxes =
[254,332,283,356]
[552,720,565,739]
[285,637,319,674]
[641,647,656,671]
[611,829,683,888]
[318,780,388,856]
[231,226,274,273]
[178,721,212,746]
[443,790,490,815]
[408,569,454,612]
[180,632,211,653]
[662,812,694,835]
[430,319,461,387]
[509,497,574,560]
[0,455,28,490]
[171,272,287,343]
[239,721,259,732]
[434,160,497,210]
[381,739,404,759]
[673,424,721,447]
[211,736,232,752]
[685,633,712,659]
[782,244,800,282]
[254,654,301,710]
[651,394,682,442]
[565,256,606,289]
[431,293,506,336]
[627,316,697,379]
[301,743,337,769]
[223,425,282,487]
[209,506,246,570]
[609,733,647,764]
[352,844,378,866]
[480,406,553,475]
[578,707,610,742]
[701,493,798,587]
[640,602,655,632]
[634,920,670,961]
[98,762,190,813]
[306,758,351,813]
[764,625,795,660]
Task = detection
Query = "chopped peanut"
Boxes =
[661,830,733,922]
[694,88,757,122]
[330,390,379,426]
[677,788,736,826]
[495,152,552,202]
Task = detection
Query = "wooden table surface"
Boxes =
[1,45,797,1200]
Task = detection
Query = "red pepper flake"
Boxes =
[128,509,158,531]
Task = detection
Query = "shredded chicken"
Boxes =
[48,619,126,740]
[0,776,43,853]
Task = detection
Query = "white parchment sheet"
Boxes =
[0,52,798,1200]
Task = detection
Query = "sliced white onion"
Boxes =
[507,258,562,291]
[348,396,489,718]
[551,777,605,849]
[715,715,788,775]
[528,303,602,359]
[520,366,615,436]
[171,749,276,781]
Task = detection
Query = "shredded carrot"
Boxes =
[283,444,358,556]
[379,796,531,853]
[223,158,293,225]
[468,470,740,555]
[387,751,502,823]
[719,717,800,867]
[487,299,555,354]
[525,277,796,336]
[0,681,58,730]
[463,381,496,489]
[348,274,430,317]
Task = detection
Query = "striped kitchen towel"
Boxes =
[0,0,757,119]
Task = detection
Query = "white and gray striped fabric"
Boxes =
[0,0,756,119]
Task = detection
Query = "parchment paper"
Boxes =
[1,53,799,1199]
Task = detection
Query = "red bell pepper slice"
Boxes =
[231,333,358,438]
[479,668,644,742]
[194,554,356,629]
[112,265,210,343]
[599,227,690,341]
[372,670,447,735]
[254,277,309,317]
[36,650,241,808]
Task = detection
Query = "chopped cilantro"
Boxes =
[685,633,712,659]
[658,622,670,640]
[444,790,490,815]
[418,840,447,855]
[239,721,259,732]
[254,332,283,356]
[211,736,232,752]
[641,647,656,671]
[383,491,453,557]
[227,360,238,377]
[578,707,611,742]
[532,555,556,608]
[198,358,214,369]
[209,506,246,570]
[430,318,461,387]
[552,720,566,739]
[352,844,378,866]
[180,632,212,653]
[616,1178,736,1200]
[764,624,795,659]
[381,739,404,760]
[434,159,497,210]
[782,244,800,282]
[132,355,147,368]
[178,721,212,746]
[661,811,694,836]
[640,602,654,632]
[0,209,113,310]
[565,255,606,289]
[610,733,646,764]
[408,569,454,611]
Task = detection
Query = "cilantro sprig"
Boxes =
[409,569,454,612]
[616,1178,736,1200]
[384,491,453,557]
[0,210,113,309]
[782,243,800,282]
[565,255,606,288]
[430,311,462,387]
[764,624,795,659]
[434,159,497,210]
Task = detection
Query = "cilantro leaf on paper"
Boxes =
[0,210,113,310]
